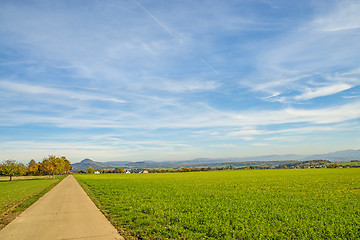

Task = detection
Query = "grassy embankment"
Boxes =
[76,169,360,239]
[0,175,66,229]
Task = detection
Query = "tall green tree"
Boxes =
[40,156,55,177]
[115,167,124,173]
[40,155,71,177]
[0,160,26,181]
[28,159,36,168]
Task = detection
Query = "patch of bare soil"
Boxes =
[0,211,21,230]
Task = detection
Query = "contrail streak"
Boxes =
[133,0,183,44]
[200,57,219,74]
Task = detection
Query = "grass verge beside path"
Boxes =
[75,175,136,240]
[75,169,360,240]
[0,175,67,229]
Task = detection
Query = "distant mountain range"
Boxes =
[70,149,360,172]
[300,149,360,161]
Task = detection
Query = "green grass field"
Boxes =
[0,176,64,218]
[75,169,360,239]
[337,161,360,167]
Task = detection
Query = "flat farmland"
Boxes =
[75,169,360,239]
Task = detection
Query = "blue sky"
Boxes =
[1,0,360,163]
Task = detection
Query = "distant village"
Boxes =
[76,160,360,174]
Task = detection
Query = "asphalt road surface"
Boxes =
[0,175,124,240]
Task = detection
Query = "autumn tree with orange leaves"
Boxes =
[26,155,72,177]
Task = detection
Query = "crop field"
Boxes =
[0,176,63,218]
[75,169,360,239]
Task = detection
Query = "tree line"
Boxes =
[78,167,125,174]
[78,166,236,174]
[0,155,72,181]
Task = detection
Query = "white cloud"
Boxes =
[312,1,360,32]
[241,137,255,141]
[264,136,303,142]
[228,129,265,137]
[0,138,196,163]
[2,88,360,129]
[210,144,238,148]
[0,80,127,103]
[252,143,269,147]
[294,83,352,100]
[225,124,346,143]
[280,103,360,124]
[242,1,360,103]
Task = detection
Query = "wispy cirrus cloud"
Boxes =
[293,83,353,100]
[242,0,360,103]
[0,80,127,103]
[227,124,348,141]
[312,0,360,32]
[1,90,360,129]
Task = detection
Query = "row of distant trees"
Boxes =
[79,166,236,174]
[0,155,71,181]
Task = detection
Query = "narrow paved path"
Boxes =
[0,175,123,240]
